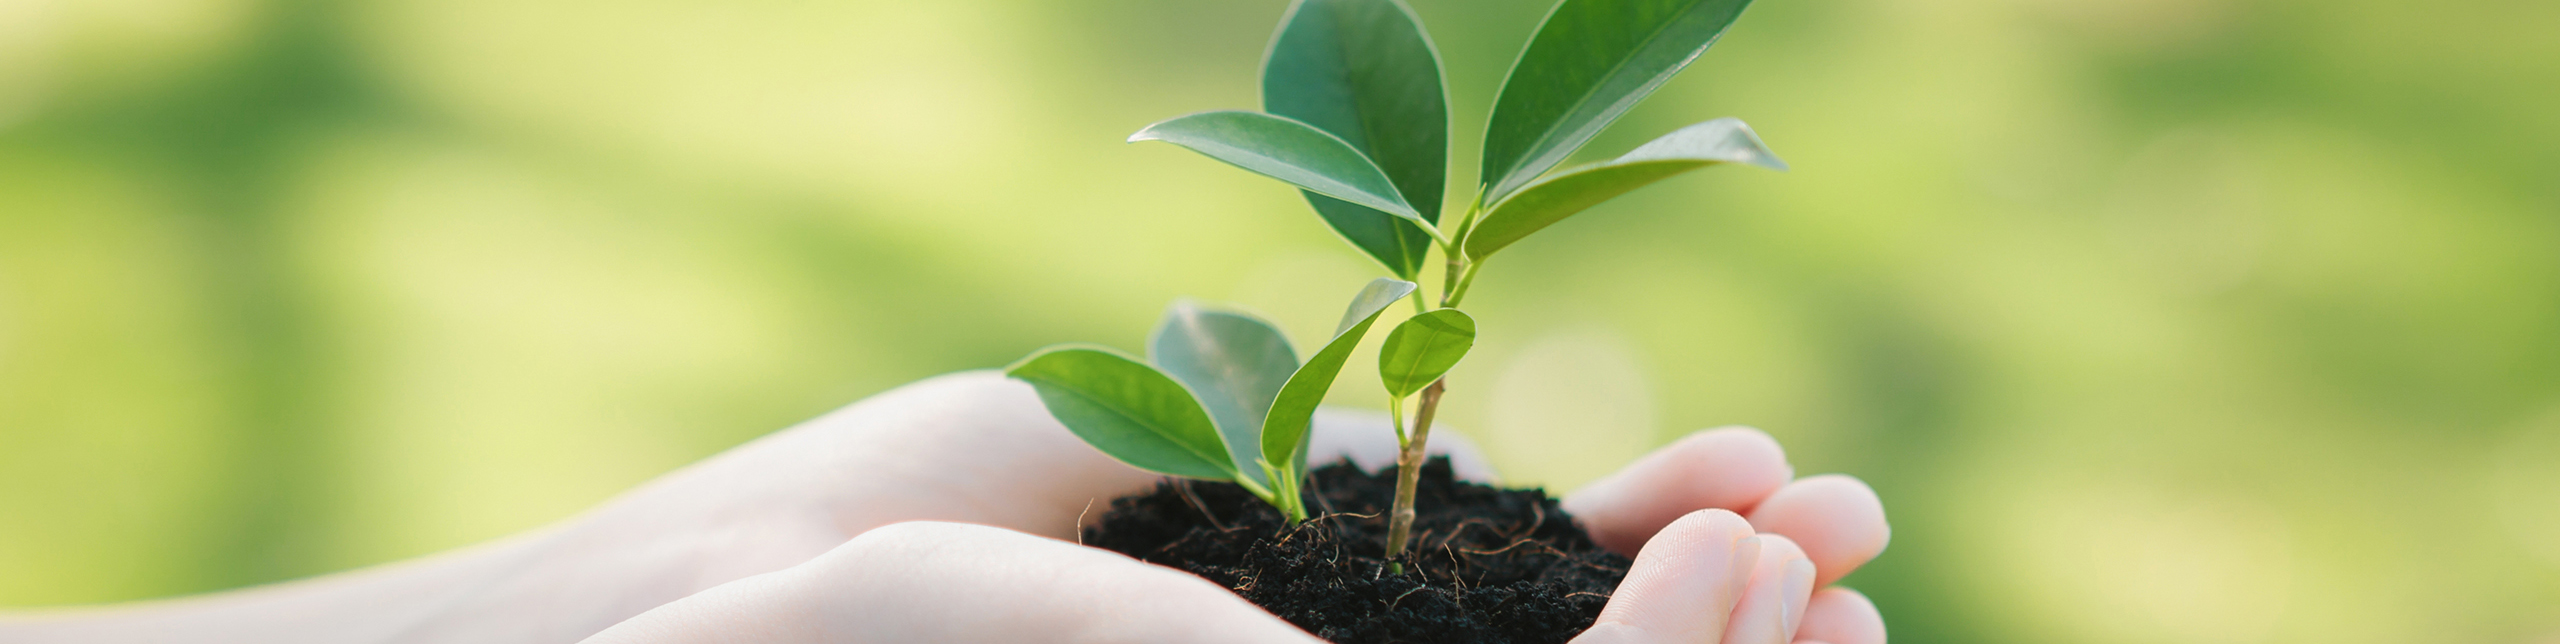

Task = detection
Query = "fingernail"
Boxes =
[1780,558,1815,642]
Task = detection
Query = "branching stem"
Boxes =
[1439,251,1466,307]
[1444,259,1483,309]
[1386,198,1478,573]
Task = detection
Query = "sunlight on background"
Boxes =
[2498,410,2560,570]
[1,0,2555,642]
[1483,328,1658,492]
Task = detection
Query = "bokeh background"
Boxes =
[3,0,2556,640]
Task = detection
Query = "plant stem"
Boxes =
[1387,198,1477,573]
[1388,396,1408,444]
[1383,376,1446,572]
[1236,475,1276,504]
[1443,259,1484,309]
[1279,473,1307,523]
[1439,250,1466,308]
[1249,462,1307,523]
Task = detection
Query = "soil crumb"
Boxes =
[1083,458,1630,644]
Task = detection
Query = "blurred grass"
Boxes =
[2,0,2556,641]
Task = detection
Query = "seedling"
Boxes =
[1007,0,1784,570]
[1009,280,1412,522]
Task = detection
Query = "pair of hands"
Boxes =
[0,372,1887,644]
[573,372,1889,644]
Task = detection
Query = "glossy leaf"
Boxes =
[1331,276,1423,337]
[1264,0,1449,278]
[1261,278,1418,476]
[1006,345,1236,480]
[1378,309,1476,399]
[1466,118,1783,260]
[1478,0,1759,206]
[1130,110,1429,227]
[1148,302,1300,486]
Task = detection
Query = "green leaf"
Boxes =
[1378,309,1476,399]
[1263,0,1450,278]
[1147,302,1300,486]
[1261,278,1418,476]
[1331,276,1423,336]
[1478,0,1760,206]
[1005,345,1237,480]
[1130,111,1432,232]
[1466,118,1782,260]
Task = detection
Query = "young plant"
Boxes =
[1015,0,1786,566]
[1006,279,1414,522]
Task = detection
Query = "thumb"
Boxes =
[582,521,1320,644]
[1572,509,1762,644]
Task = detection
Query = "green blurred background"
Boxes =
[3,0,2556,640]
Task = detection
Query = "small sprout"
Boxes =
[1029,0,1783,569]
[1007,279,1416,522]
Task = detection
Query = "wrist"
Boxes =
[0,528,555,643]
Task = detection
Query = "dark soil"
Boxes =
[1082,457,1630,644]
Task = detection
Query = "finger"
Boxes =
[1744,475,1889,588]
[1793,587,1884,644]
[1572,509,1760,644]
[581,522,1321,644]
[1307,407,1498,483]
[1720,534,1816,644]
[790,371,1163,539]
[545,370,1157,586]
[1563,427,1794,555]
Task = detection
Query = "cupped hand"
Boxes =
[567,371,1888,644]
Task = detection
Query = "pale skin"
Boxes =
[0,371,1889,644]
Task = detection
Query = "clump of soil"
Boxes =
[1083,457,1630,644]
